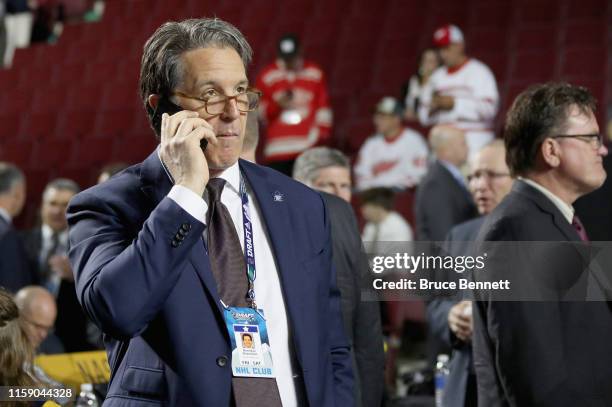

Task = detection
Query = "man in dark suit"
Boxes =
[0,162,35,292]
[67,18,353,406]
[415,125,477,242]
[473,83,612,406]
[427,140,512,407]
[293,147,385,407]
[22,178,92,353]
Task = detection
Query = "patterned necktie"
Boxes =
[207,178,248,304]
[205,178,283,407]
[572,215,589,242]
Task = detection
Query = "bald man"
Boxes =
[15,286,64,354]
[415,125,477,241]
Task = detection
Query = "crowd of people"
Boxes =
[0,10,610,407]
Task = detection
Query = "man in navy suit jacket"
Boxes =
[67,18,353,406]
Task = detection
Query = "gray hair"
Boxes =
[42,178,80,201]
[139,18,253,120]
[0,162,24,196]
[293,147,350,185]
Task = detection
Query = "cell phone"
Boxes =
[152,96,208,150]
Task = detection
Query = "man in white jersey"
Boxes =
[355,97,429,191]
[418,24,499,157]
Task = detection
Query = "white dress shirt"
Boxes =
[165,160,298,406]
[0,207,11,224]
[40,223,69,296]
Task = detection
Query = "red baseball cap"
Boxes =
[432,24,464,47]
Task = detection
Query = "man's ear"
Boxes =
[148,94,161,110]
[540,138,561,168]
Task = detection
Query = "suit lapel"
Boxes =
[139,149,223,315]
[514,180,581,242]
[239,160,301,306]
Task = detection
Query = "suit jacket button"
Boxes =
[216,356,228,367]
[181,223,191,232]
[176,234,185,241]
[171,239,180,248]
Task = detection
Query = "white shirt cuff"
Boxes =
[167,185,208,224]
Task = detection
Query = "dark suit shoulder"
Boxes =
[240,159,327,215]
[447,217,485,242]
[67,163,152,235]
[478,183,567,242]
[320,192,354,218]
[0,218,9,237]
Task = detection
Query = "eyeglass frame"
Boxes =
[467,169,511,183]
[172,88,263,116]
[549,133,604,149]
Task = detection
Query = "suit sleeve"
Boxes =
[472,222,514,407]
[426,298,455,347]
[346,202,385,407]
[472,296,510,407]
[67,191,206,339]
[320,198,355,406]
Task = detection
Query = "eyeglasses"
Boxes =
[173,88,262,116]
[467,169,511,183]
[550,134,604,149]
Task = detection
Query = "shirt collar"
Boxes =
[42,223,68,243]
[212,161,241,195]
[0,208,11,224]
[520,177,574,224]
[157,149,241,195]
[439,159,467,188]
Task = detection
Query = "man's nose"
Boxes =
[599,143,609,156]
[221,98,241,120]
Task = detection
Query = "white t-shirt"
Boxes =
[362,211,414,243]
[354,128,429,191]
[418,58,499,155]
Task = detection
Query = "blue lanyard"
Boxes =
[239,176,257,309]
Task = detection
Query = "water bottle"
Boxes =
[75,383,99,407]
[434,354,450,407]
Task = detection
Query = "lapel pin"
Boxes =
[273,191,284,202]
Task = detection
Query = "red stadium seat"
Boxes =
[30,140,74,169]
[20,113,59,140]
[515,25,558,51]
[562,48,606,78]
[56,110,98,139]
[511,50,557,82]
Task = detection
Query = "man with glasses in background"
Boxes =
[67,18,353,406]
[15,285,65,354]
[472,82,612,406]
[427,139,512,407]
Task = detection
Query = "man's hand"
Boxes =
[159,111,218,196]
[430,93,455,115]
[447,300,473,342]
[49,255,74,282]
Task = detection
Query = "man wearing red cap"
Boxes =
[418,24,499,157]
[256,34,332,176]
